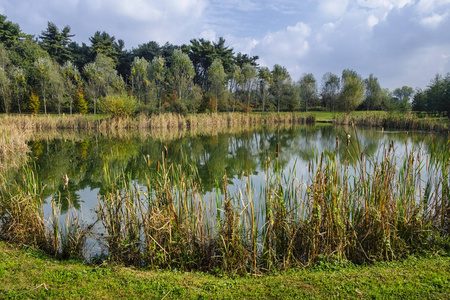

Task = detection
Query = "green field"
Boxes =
[1,242,449,299]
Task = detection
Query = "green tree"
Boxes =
[0,15,26,47]
[61,61,81,114]
[321,72,340,111]
[169,49,195,106]
[258,66,271,112]
[0,67,11,113]
[89,31,122,64]
[187,37,234,90]
[148,56,166,112]
[240,63,257,111]
[207,58,227,110]
[363,74,383,110]
[130,56,149,104]
[39,22,74,64]
[228,64,241,112]
[393,86,414,112]
[412,88,427,112]
[10,66,26,113]
[33,57,52,114]
[337,70,364,112]
[271,64,291,112]
[84,53,124,114]
[298,73,317,112]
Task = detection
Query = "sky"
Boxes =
[1,0,450,90]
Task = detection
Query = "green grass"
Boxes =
[1,241,449,299]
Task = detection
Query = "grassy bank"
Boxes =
[1,241,449,299]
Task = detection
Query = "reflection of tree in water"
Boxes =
[19,125,448,214]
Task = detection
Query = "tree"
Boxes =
[89,31,122,64]
[240,63,257,111]
[133,41,161,62]
[39,22,74,64]
[207,58,227,111]
[187,37,234,90]
[228,64,241,112]
[412,88,427,112]
[130,57,149,104]
[0,15,26,47]
[271,64,291,112]
[61,61,81,114]
[258,66,271,112]
[10,66,26,113]
[33,57,52,114]
[234,52,259,68]
[298,73,317,112]
[363,74,383,110]
[393,86,414,112]
[0,67,11,113]
[169,49,195,105]
[321,72,340,111]
[84,53,124,114]
[337,70,364,112]
[148,56,166,111]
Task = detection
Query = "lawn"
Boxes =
[1,242,449,299]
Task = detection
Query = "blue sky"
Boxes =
[1,0,450,90]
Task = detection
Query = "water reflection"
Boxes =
[20,125,447,214]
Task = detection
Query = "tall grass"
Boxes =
[1,125,449,273]
[0,112,315,132]
[92,134,449,273]
[334,111,448,132]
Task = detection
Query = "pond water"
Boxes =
[19,124,445,220]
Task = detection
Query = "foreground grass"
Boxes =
[1,242,449,299]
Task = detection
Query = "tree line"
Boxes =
[0,15,447,116]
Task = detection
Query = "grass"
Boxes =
[1,241,449,299]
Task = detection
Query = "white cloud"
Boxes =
[367,15,379,27]
[317,0,349,19]
[199,30,217,42]
[420,12,448,28]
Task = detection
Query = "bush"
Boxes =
[99,93,137,117]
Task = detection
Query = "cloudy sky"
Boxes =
[1,0,450,90]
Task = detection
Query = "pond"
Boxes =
[5,123,448,267]
[22,124,444,215]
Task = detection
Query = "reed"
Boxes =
[334,112,448,132]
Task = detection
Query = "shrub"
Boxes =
[99,93,137,117]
